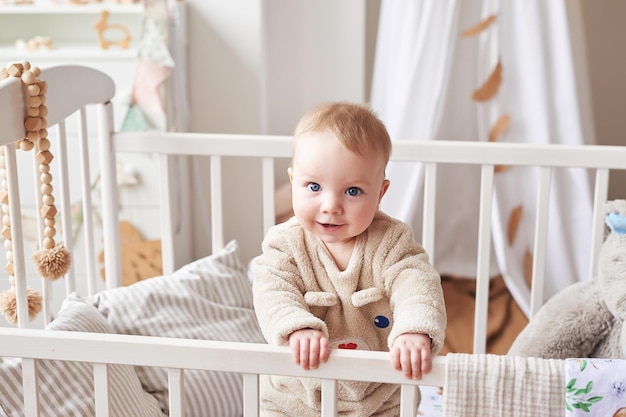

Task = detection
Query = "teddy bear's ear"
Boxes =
[606,212,626,235]
[604,199,626,235]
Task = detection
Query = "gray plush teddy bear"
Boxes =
[508,199,626,359]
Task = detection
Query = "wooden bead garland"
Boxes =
[0,60,72,324]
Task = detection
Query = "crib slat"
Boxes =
[400,384,418,417]
[30,137,51,324]
[422,162,437,261]
[22,358,40,417]
[210,155,224,252]
[97,101,122,289]
[168,368,185,417]
[529,166,552,318]
[3,142,29,328]
[321,379,338,417]
[55,120,76,295]
[589,168,610,279]
[77,107,98,296]
[473,164,495,354]
[93,363,110,417]
[242,373,260,417]
[262,157,275,235]
[159,154,176,275]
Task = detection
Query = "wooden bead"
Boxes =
[30,65,41,77]
[38,137,50,151]
[38,105,48,118]
[0,190,7,205]
[40,164,50,173]
[36,150,53,165]
[2,226,11,241]
[19,139,34,151]
[6,63,23,77]
[41,183,52,195]
[37,81,47,94]
[44,226,55,238]
[21,70,36,85]
[0,67,8,80]
[2,215,10,227]
[44,217,55,227]
[24,116,41,131]
[27,107,39,117]
[40,204,57,219]
[27,84,40,96]
[39,95,46,105]
[4,240,11,250]
[2,205,9,215]
[40,172,52,184]
[39,128,48,138]
[27,96,42,108]
[20,60,30,71]
[5,263,14,276]
[26,130,39,142]
[5,251,12,263]
[8,276,14,287]
[43,237,55,250]
[42,194,54,205]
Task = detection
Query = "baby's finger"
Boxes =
[400,348,416,379]
[290,339,301,365]
[390,346,402,371]
[409,350,423,380]
[319,337,331,363]
[308,338,321,369]
[420,348,432,374]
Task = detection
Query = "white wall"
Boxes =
[184,0,369,263]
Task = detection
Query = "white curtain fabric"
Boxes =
[371,0,594,315]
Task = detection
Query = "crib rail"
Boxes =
[110,132,626,354]
[0,328,444,417]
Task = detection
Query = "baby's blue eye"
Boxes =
[307,182,321,192]
[374,315,389,328]
[346,187,362,196]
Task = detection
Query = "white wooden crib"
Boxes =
[1,63,626,417]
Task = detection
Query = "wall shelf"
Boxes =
[0,1,143,14]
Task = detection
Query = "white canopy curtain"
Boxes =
[371,0,594,317]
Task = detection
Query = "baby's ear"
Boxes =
[287,167,294,183]
[379,179,390,202]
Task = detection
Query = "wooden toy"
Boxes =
[0,60,72,324]
[93,9,132,50]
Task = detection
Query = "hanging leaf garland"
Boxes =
[460,14,497,38]
[472,60,503,102]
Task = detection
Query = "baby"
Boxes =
[252,102,446,416]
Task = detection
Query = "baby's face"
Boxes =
[289,131,389,248]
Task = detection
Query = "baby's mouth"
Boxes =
[318,222,340,229]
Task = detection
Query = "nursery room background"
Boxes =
[1,0,625,353]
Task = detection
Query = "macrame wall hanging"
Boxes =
[0,60,72,324]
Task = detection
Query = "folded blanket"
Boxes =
[565,358,626,416]
[443,353,564,417]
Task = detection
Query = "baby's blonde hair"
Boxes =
[293,102,391,166]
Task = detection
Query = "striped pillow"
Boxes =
[87,239,266,417]
[0,295,164,417]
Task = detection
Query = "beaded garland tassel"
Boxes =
[0,61,72,324]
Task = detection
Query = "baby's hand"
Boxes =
[390,333,432,380]
[288,329,330,370]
